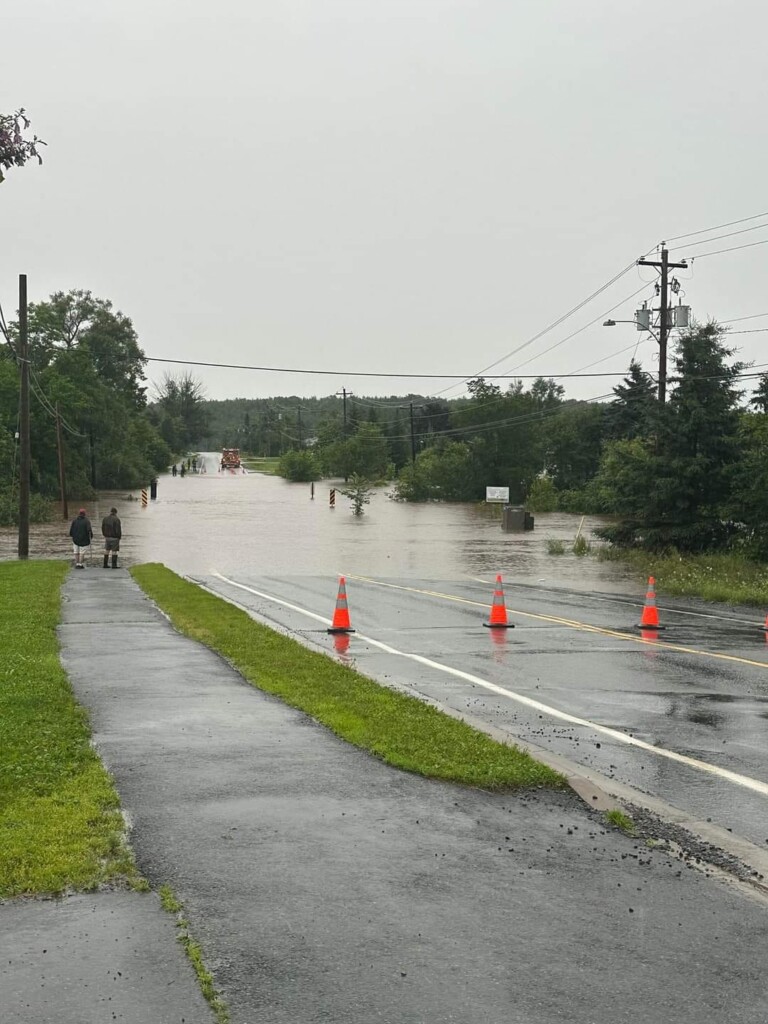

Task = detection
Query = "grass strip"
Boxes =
[159,884,229,1023]
[241,456,281,475]
[597,548,768,606]
[131,563,563,790]
[0,561,142,897]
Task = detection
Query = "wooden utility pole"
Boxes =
[18,274,30,559]
[637,244,688,404]
[409,402,417,465]
[55,403,68,520]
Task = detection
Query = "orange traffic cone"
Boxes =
[327,576,355,634]
[638,576,665,630]
[483,574,515,629]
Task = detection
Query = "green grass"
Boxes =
[572,535,591,557]
[131,564,563,791]
[597,548,768,606]
[241,456,281,475]
[546,539,566,555]
[605,809,635,834]
[0,561,141,897]
[159,884,229,1023]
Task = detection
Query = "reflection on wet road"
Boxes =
[197,568,768,850]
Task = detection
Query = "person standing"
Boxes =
[69,508,93,569]
[101,506,122,569]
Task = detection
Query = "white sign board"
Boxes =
[485,486,509,503]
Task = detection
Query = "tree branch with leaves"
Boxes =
[0,109,45,184]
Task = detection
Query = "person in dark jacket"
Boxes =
[101,507,122,569]
[69,509,93,569]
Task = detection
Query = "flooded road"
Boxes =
[0,451,633,587]
[6,454,768,851]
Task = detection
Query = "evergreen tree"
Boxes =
[597,323,743,551]
[604,360,657,440]
[750,373,768,414]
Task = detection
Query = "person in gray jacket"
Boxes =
[101,507,122,569]
[69,509,93,569]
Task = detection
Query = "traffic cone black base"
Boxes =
[483,622,515,629]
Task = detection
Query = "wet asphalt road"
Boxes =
[56,572,768,1023]
[195,571,768,851]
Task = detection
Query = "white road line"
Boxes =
[210,572,768,799]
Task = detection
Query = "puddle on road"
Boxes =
[0,452,636,592]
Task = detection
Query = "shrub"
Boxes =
[278,449,321,482]
[572,534,591,556]
[526,477,558,512]
[0,489,54,527]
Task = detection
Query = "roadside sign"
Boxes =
[485,486,509,503]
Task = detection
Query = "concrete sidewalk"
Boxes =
[6,567,768,1023]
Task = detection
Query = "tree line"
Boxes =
[205,323,768,556]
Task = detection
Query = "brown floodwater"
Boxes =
[0,452,634,589]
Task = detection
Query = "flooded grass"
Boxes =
[132,563,565,791]
[0,561,141,897]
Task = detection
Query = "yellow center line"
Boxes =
[344,573,768,672]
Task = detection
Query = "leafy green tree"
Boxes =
[394,440,482,502]
[526,476,558,512]
[2,288,172,497]
[543,403,607,491]
[452,378,555,500]
[339,474,374,515]
[26,290,147,408]
[152,372,209,450]
[321,422,391,481]
[384,410,410,470]
[279,449,321,482]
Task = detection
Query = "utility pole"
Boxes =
[409,402,417,465]
[55,403,68,520]
[637,244,687,404]
[297,405,303,447]
[18,274,30,560]
[336,388,350,437]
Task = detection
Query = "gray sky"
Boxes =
[3,0,768,403]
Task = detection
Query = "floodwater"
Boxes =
[0,452,633,589]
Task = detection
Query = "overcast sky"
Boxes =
[3,0,767,404]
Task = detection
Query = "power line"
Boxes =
[430,256,648,398]
[721,313,768,325]
[145,354,662,382]
[667,220,768,251]
[505,280,655,376]
[665,210,768,244]
[681,237,768,261]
